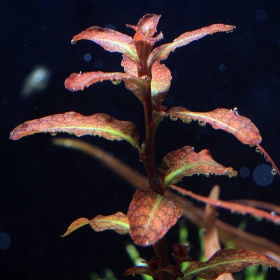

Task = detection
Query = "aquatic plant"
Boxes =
[10,14,280,279]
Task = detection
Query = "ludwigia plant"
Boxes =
[10,14,280,279]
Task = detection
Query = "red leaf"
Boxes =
[65,71,134,91]
[71,26,138,62]
[10,112,140,149]
[167,107,262,145]
[161,146,237,186]
[64,71,150,103]
[127,14,163,65]
[89,212,130,235]
[148,24,235,67]
[183,249,280,280]
[61,212,130,237]
[127,189,183,246]
[151,62,172,106]
[61,218,89,237]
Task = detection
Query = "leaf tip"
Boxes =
[61,217,89,237]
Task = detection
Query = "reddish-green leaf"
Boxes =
[151,62,172,106]
[183,249,280,280]
[10,112,140,149]
[161,146,237,186]
[127,14,163,65]
[61,218,89,237]
[71,26,138,62]
[65,71,132,91]
[167,107,262,145]
[127,189,183,246]
[148,24,235,67]
[64,71,150,102]
[61,212,130,237]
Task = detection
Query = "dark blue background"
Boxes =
[1,0,280,279]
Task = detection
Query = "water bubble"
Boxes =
[0,232,11,250]
[112,79,121,85]
[198,120,206,127]
[205,173,210,177]
[253,164,274,186]
[271,211,276,216]
[83,53,92,62]
[271,168,277,176]
[182,117,192,124]
[232,107,238,115]
[50,132,57,136]
[255,9,268,22]
[255,147,261,153]
[170,116,178,121]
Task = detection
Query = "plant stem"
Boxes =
[153,236,170,280]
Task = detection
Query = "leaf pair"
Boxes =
[62,189,183,247]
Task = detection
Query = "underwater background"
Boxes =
[1,0,280,279]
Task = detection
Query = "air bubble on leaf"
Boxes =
[205,173,210,177]
[271,168,277,176]
[232,107,238,115]
[112,79,121,85]
[182,117,192,124]
[255,147,261,153]
[198,120,206,127]
[50,132,57,136]
[170,116,178,121]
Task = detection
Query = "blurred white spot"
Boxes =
[253,164,274,186]
[21,66,51,98]
[0,232,11,250]
[219,63,226,72]
[255,9,268,22]
[239,166,250,178]
[83,53,92,62]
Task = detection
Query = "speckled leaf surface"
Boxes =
[127,189,183,246]
[161,146,237,186]
[148,24,235,66]
[10,112,140,149]
[183,249,280,280]
[167,107,262,145]
[71,26,138,62]
[61,212,130,237]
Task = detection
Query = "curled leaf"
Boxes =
[183,249,280,280]
[61,212,130,237]
[89,212,130,235]
[61,218,89,237]
[127,189,183,246]
[167,107,262,145]
[64,71,150,103]
[71,26,138,62]
[148,24,235,67]
[65,71,134,91]
[161,146,237,186]
[10,112,140,149]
